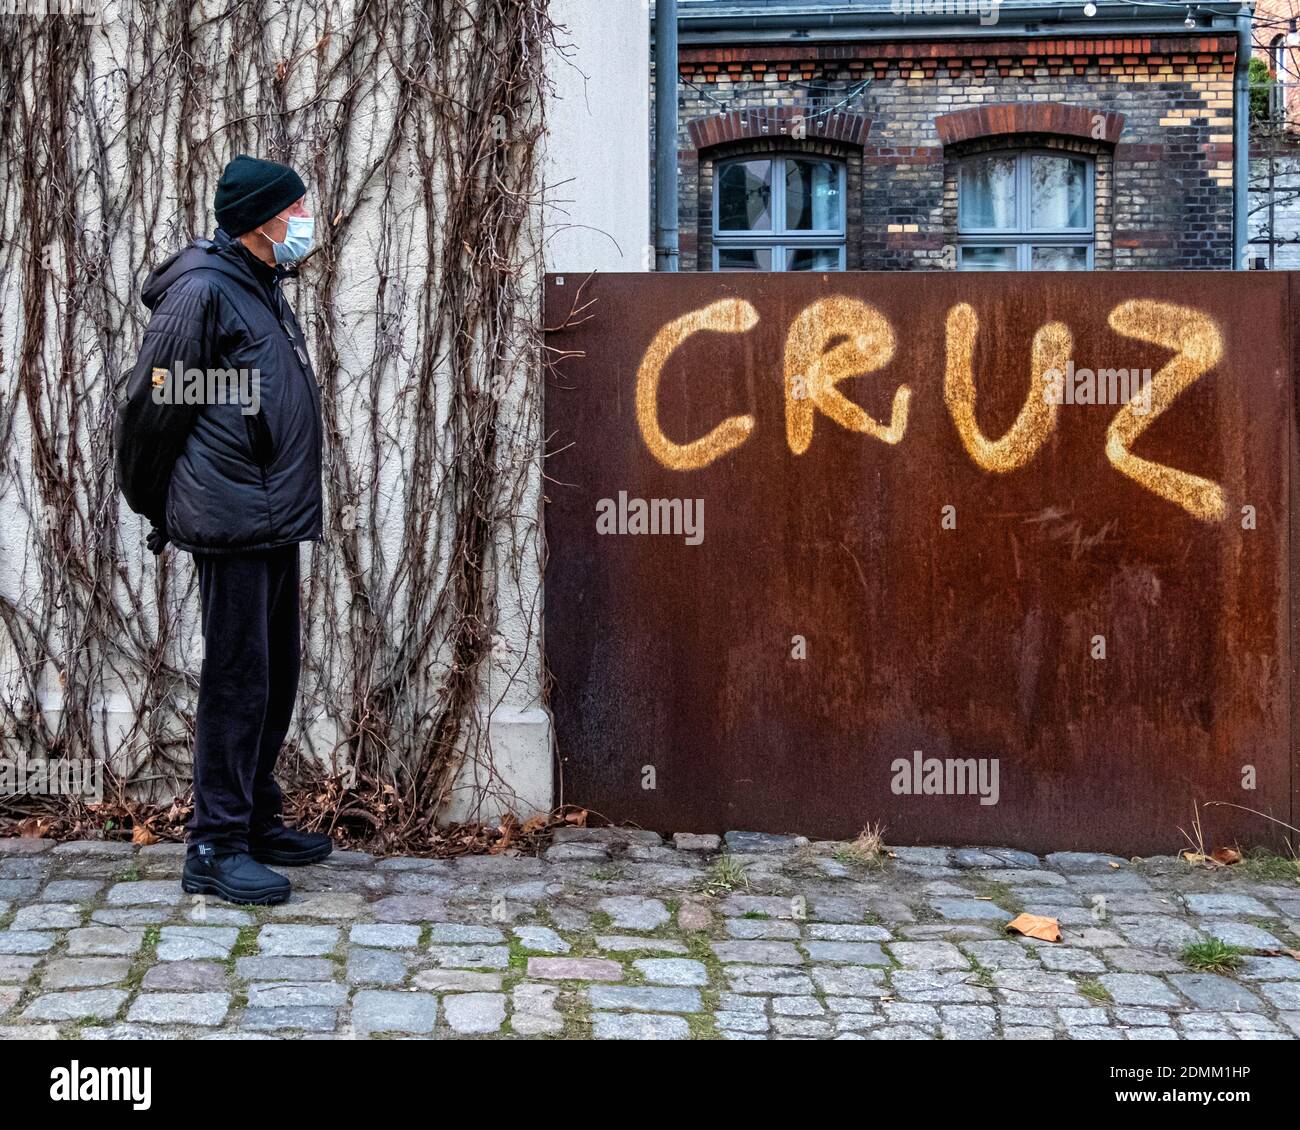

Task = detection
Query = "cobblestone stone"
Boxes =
[256,925,339,957]
[241,1006,338,1032]
[594,935,687,953]
[412,968,503,992]
[930,899,1011,921]
[11,904,83,930]
[527,957,622,981]
[588,984,701,1012]
[890,941,970,969]
[0,931,56,955]
[347,948,409,985]
[1200,921,1283,950]
[348,924,421,949]
[713,940,803,965]
[596,896,670,931]
[66,927,143,956]
[156,926,239,961]
[1170,973,1263,1012]
[513,926,569,953]
[443,992,506,1034]
[22,988,127,1021]
[426,924,503,944]
[592,1012,690,1039]
[128,992,230,1026]
[724,831,807,854]
[511,982,564,1035]
[1099,973,1184,1007]
[803,941,888,965]
[724,917,801,940]
[633,958,708,986]
[41,957,131,989]
[425,944,509,969]
[142,961,229,991]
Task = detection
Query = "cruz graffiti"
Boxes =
[635,295,1223,521]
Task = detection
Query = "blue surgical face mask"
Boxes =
[260,214,314,265]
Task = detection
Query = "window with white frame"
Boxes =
[713,154,846,271]
[1272,34,1289,119]
[957,150,1094,271]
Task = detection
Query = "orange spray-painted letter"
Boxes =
[944,302,1071,473]
[1105,300,1224,522]
[636,298,758,470]
[783,297,906,455]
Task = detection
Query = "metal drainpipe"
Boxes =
[655,0,679,271]
[1234,2,1252,269]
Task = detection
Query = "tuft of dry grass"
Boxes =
[838,822,886,865]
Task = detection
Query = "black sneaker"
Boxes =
[249,818,333,866]
[181,846,290,905]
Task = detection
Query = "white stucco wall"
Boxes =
[544,0,652,274]
[446,0,651,822]
[0,0,650,829]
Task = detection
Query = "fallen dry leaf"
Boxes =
[1256,948,1300,961]
[1211,847,1242,866]
[1005,913,1062,943]
[131,825,159,846]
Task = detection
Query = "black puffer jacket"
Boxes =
[116,229,322,554]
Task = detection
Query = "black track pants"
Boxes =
[187,545,301,853]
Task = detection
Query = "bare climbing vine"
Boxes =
[0,0,557,850]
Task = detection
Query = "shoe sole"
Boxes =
[181,874,290,906]
[250,843,334,867]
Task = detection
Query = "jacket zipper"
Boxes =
[268,279,324,508]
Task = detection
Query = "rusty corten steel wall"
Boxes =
[543,272,1297,854]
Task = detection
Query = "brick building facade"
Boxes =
[659,1,1244,271]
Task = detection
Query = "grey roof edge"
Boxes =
[654,0,1246,41]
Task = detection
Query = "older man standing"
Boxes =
[117,154,332,904]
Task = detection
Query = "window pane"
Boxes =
[1031,245,1088,271]
[717,160,773,231]
[717,247,772,271]
[786,247,842,271]
[960,246,1018,271]
[786,159,841,231]
[1030,156,1087,229]
[960,155,1016,229]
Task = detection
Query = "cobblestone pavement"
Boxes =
[1,830,1298,1040]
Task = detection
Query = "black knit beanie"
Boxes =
[214,154,307,237]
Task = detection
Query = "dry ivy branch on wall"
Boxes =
[0,0,556,851]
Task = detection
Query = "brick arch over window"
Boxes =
[686,108,872,151]
[685,110,870,272]
[935,103,1125,147]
